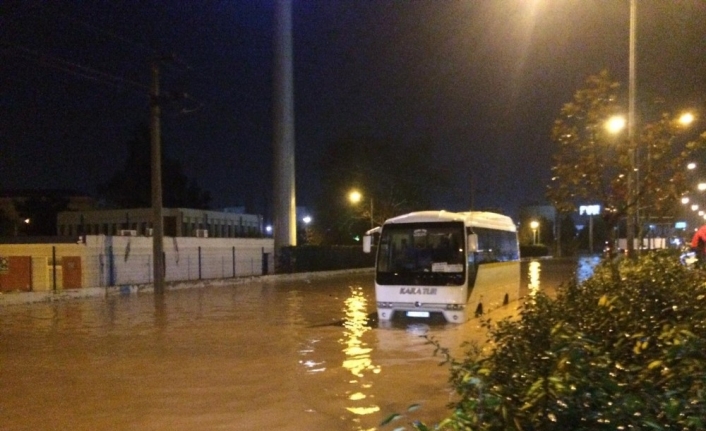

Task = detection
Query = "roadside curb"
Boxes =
[0,267,375,307]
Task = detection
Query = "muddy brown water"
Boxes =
[0,257,594,431]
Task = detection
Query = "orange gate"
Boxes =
[0,256,32,292]
[62,256,82,289]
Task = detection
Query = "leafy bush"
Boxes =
[410,253,706,430]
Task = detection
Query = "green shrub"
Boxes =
[409,253,706,430]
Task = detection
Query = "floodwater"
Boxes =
[0,257,593,431]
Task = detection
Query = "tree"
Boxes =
[0,204,19,236]
[312,134,448,244]
[97,124,211,209]
[15,195,70,236]
[414,253,706,430]
[547,70,706,245]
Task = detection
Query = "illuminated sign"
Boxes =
[675,221,687,229]
[579,205,601,216]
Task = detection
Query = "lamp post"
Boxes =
[348,190,374,229]
[530,220,539,245]
[301,215,312,244]
[626,0,637,257]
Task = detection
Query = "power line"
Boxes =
[1,40,148,93]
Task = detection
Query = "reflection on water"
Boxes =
[576,255,601,283]
[528,260,541,299]
[524,256,600,301]
[341,285,381,417]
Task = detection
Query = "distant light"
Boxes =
[698,183,706,191]
[605,115,626,134]
[687,162,697,170]
[692,204,699,211]
[302,216,312,224]
[675,221,687,229]
[679,112,695,126]
[353,235,360,242]
[266,225,272,233]
[348,190,362,204]
[24,218,30,224]
[682,197,690,204]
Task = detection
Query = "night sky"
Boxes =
[2,1,706,220]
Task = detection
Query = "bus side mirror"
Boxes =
[468,234,478,252]
[363,235,372,253]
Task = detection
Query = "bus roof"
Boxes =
[383,210,516,232]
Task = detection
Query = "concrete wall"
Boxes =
[0,235,275,291]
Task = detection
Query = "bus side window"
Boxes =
[468,233,478,252]
[467,234,478,286]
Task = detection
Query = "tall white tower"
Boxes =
[273,0,297,254]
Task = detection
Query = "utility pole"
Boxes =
[626,0,637,257]
[273,0,297,261]
[150,59,165,294]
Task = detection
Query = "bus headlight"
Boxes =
[377,302,392,308]
[446,304,465,311]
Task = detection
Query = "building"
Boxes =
[57,208,264,238]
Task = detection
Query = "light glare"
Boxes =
[605,116,626,134]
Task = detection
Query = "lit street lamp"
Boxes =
[679,112,695,127]
[348,190,374,229]
[605,115,626,134]
[530,220,539,245]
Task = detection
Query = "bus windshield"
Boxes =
[376,222,465,285]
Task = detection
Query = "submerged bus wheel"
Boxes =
[475,303,483,317]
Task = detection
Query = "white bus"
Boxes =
[363,210,520,323]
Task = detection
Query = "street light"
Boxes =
[348,190,374,229]
[679,112,695,127]
[530,220,539,245]
[605,115,627,134]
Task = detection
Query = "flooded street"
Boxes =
[0,257,596,431]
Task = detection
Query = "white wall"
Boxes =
[0,235,275,290]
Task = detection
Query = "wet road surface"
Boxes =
[0,257,597,431]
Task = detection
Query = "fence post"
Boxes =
[28,256,33,292]
[261,247,269,275]
[108,245,115,287]
[52,246,57,291]
[198,246,202,280]
[232,247,236,278]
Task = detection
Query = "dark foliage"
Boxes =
[97,124,211,209]
[403,253,706,430]
[14,195,70,236]
[313,134,448,244]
